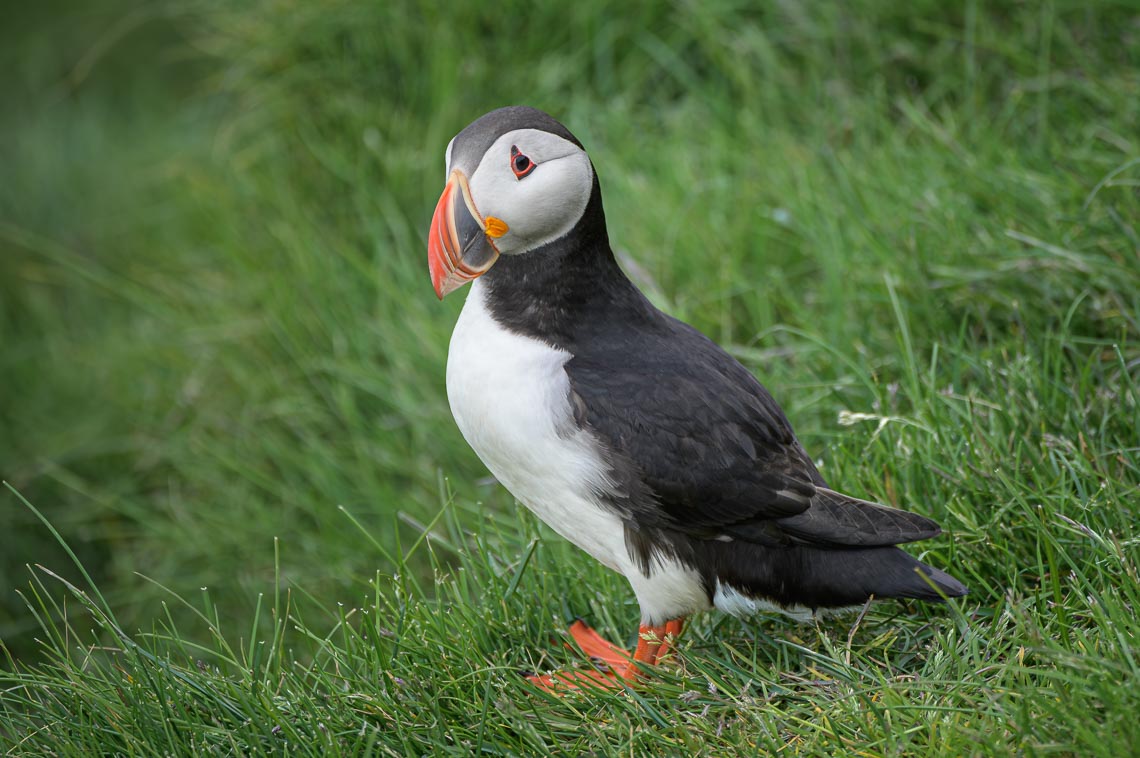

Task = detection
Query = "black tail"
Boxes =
[826,546,969,602]
[700,541,968,609]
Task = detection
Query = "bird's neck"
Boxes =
[480,191,653,349]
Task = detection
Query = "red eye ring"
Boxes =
[510,145,536,179]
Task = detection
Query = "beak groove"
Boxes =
[428,171,501,299]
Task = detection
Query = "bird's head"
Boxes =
[427,106,596,298]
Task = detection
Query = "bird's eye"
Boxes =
[510,145,536,179]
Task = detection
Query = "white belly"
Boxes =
[445,282,709,623]
[446,282,627,569]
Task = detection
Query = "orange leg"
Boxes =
[658,617,685,662]
[526,617,687,693]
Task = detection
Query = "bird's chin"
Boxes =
[428,169,502,299]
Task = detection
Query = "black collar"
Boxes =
[480,176,657,351]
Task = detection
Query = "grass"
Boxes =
[2,0,1139,754]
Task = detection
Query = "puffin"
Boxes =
[427,106,966,691]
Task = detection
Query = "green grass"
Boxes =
[2,0,1139,754]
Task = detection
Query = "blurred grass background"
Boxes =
[2,0,1139,753]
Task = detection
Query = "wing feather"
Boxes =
[567,316,938,549]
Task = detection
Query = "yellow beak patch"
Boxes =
[484,216,509,238]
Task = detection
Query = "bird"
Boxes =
[427,105,966,692]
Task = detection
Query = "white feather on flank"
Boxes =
[446,282,710,624]
[713,582,813,622]
[713,581,862,623]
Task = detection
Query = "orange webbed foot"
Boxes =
[525,617,686,695]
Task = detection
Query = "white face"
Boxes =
[445,128,594,256]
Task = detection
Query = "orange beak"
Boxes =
[428,170,505,299]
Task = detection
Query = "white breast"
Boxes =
[445,281,710,623]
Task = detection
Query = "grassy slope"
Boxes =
[2,0,1139,754]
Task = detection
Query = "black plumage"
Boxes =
[449,106,966,615]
